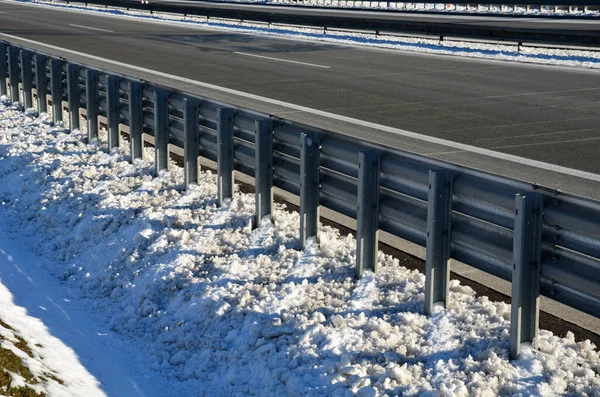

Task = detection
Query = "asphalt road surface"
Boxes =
[1,0,600,200]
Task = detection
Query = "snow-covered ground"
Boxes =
[0,98,599,396]
[10,0,600,69]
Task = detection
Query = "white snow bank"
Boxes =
[11,0,600,69]
[0,98,598,396]
[0,256,106,396]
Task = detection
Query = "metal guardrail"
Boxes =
[1,41,599,359]
[63,0,600,46]
[274,0,600,9]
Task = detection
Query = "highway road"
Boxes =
[1,0,600,199]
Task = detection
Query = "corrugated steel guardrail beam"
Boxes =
[2,40,600,360]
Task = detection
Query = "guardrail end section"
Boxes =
[510,192,543,360]
[356,150,380,279]
[217,107,234,208]
[184,97,200,189]
[299,131,320,250]
[254,119,273,229]
[424,169,453,316]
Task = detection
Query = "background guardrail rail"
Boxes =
[1,40,599,359]
[57,0,600,46]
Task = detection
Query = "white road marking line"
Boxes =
[233,52,331,69]
[2,32,600,183]
[0,11,6,13]
[69,23,113,33]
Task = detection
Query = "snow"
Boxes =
[0,97,599,396]
[10,0,600,69]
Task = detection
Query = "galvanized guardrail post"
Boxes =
[0,43,6,97]
[356,150,380,278]
[217,108,234,207]
[128,80,143,161]
[106,75,120,150]
[154,89,169,174]
[67,64,80,130]
[8,46,19,104]
[184,97,199,188]
[35,54,47,113]
[424,169,453,315]
[86,69,98,141]
[510,192,543,360]
[21,50,33,110]
[50,58,62,123]
[254,119,273,228]
[299,132,320,250]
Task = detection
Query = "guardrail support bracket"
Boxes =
[8,46,19,104]
[217,108,234,207]
[184,97,199,188]
[129,81,143,160]
[299,131,320,250]
[50,58,62,123]
[510,192,543,360]
[356,150,380,278]
[35,54,47,114]
[86,69,98,142]
[107,75,120,151]
[0,43,7,98]
[154,89,169,174]
[21,50,33,110]
[67,63,79,130]
[424,169,453,315]
[254,119,273,228]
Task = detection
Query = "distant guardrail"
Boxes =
[1,40,599,359]
[52,0,600,46]
[268,0,600,13]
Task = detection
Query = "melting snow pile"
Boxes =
[0,98,598,396]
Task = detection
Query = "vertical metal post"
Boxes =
[129,81,143,161]
[154,89,169,174]
[67,64,79,130]
[254,119,273,228]
[0,43,6,97]
[424,169,454,315]
[217,108,234,207]
[50,58,62,123]
[106,75,120,150]
[85,69,98,141]
[299,132,320,249]
[35,54,47,113]
[8,46,19,103]
[21,50,33,109]
[184,97,199,188]
[356,150,380,278]
[510,193,543,360]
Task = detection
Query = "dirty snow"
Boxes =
[0,98,599,395]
